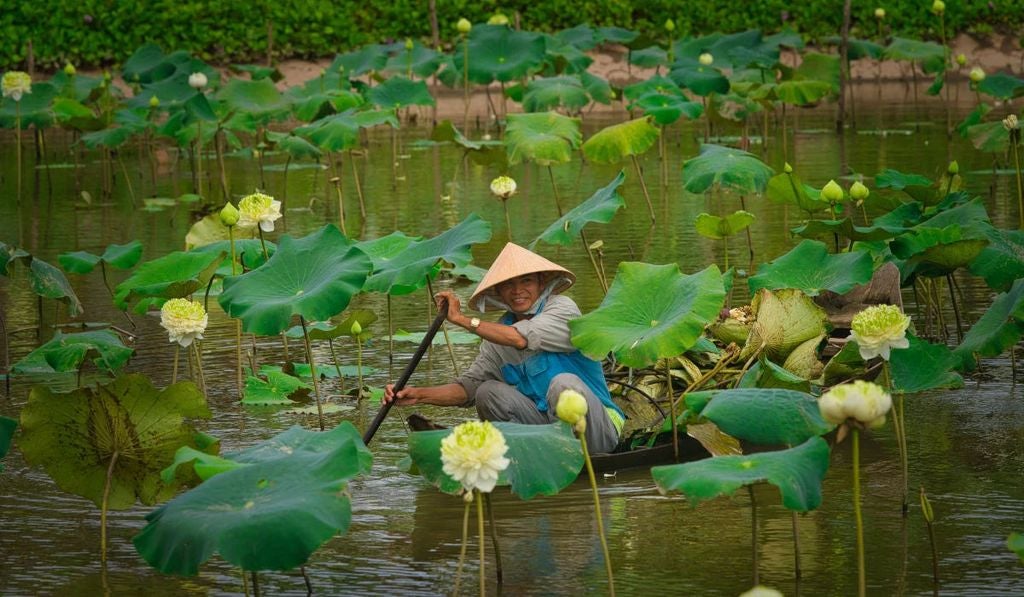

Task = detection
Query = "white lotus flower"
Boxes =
[489,175,517,200]
[849,304,911,360]
[160,298,208,347]
[188,72,208,90]
[237,192,283,232]
[819,380,892,428]
[555,389,588,432]
[698,53,714,66]
[2,71,32,102]
[440,420,510,494]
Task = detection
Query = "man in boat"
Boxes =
[383,242,624,453]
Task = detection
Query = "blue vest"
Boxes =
[498,311,625,419]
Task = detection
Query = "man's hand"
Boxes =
[384,383,419,406]
[434,290,468,327]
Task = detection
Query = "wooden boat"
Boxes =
[406,414,711,474]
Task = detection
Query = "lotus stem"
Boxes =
[355,334,364,400]
[579,230,608,293]
[328,337,344,381]
[100,450,120,562]
[477,490,486,597]
[301,566,313,594]
[946,274,963,342]
[738,195,755,267]
[462,35,470,133]
[387,295,394,380]
[229,226,243,398]
[251,571,261,597]
[283,156,291,211]
[300,316,326,431]
[257,228,270,261]
[484,493,503,584]
[117,154,137,207]
[196,120,204,196]
[282,332,291,364]
[580,430,616,596]
[15,104,22,206]
[664,358,679,462]
[172,345,180,384]
[100,262,136,329]
[853,427,866,597]
[882,362,909,516]
[426,277,460,376]
[242,569,250,596]
[216,128,230,199]
[791,510,802,579]
[546,166,564,216]
[921,486,940,587]
[349,150,367,222]
[502,200,513,242]
[391,127,398,190]
[1,313,9,397]
[453,494,471,596]
[748,485,760,584]
[257,127,266,189]
[630,154,656,223]
[192,343,207,396]
[1012,139,1024,230]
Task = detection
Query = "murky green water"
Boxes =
[2,82,1023,595]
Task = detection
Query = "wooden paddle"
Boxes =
[362,299,449,445]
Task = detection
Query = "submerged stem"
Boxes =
[484,493,503,584]
[300,316,326,431]
[100,450,120,562]
[453,496,471,596]
[581,432,616,596]
[477,490,486,597]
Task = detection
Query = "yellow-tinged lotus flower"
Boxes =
[699,53,714,66]
[740,586,785,597]
[219,202,239,226]
[819,380,892,428]
[969,67,985,83]
[350,320,362,336]
[489,175,517,200]
[1004,114,1019,131]
[931,0,945,15]
[2,71,32,101]
[188,72,208,90]
[849,304,910,360]
[850,180,870,202]
[440,420,510,494]
[555,389,589,432]
[874,7,885,19]
[488,13,509,26]
[160,298,208,347]
[821,179,845,203]
[237,191,283,232]
[457,18,472,34]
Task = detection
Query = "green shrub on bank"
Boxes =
[1,0,1021,70]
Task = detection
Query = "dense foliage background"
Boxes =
[1,0,1021,70]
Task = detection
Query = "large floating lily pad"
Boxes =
[652,436,830,512]
[407,422,582,500]
[220,225,371,336]
[19,374,210,510]
[693,388,834,446]
[570,263,726,368]
[11,330,133,375]
[683,144,774,195]
[531,171,626,248]
[242,370,312,406]
[134,422,370,575]
[748,240,873,296]
[115,249,224,313]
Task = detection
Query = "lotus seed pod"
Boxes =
[969,67,985,83]
[219,202,240,227]
[947,160,959,175]
[555,389,588,427]
[664,18,675,32]
[955,53,967,66]
[931,0,945,15]
[783,162,794,174]
[457,18,472,34]
[149,95,160,108]
[850,180,870,201]
[63,63,76,76]
[488,13,509,26]
[821,179,844,203]
[874,7,885,19]
[699,52,714,66]
[351,320,362,336]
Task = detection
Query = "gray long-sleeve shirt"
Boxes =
[455,294,581,405]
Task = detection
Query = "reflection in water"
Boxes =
[1,84,1024,594]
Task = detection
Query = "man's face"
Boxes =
[497,274,542,314]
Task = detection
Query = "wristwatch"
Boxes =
[469,317,481,331]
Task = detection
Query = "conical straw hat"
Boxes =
[469,243,575,310]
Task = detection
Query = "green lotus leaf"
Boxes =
[822,36,884,60]
[284,363,379,379]
[431,119,485,150]
[570,263,726,368]
[134,422,369,575]
[30,258,83,316]
[695,210,755,240]
[532,171,626,248]
[11,330,133,375]
[555,24,598,50]
[580,72,613,104]
[1010,533,1024,562]
[977,72,1024,100]
[367,76,435,109]
[19,374,209,510]
[0,82,57,129]
[219,225,370,336]
[765,171,829,216]
[953,278,1024,371]
[774,79,834,105]
[629,92,703,126]
[596,26,638,44]
[970,228,1024,292]
[694,388,834,446]
[52,97,104,132]
[408,421,582,500]
[792,218,907,243]
[748,240,873,297]
[295,108,398,151]
[522,76,590,113]
[331,44,389,78]
[284,310,377,341]
[285,83,364,122]
[582,117,659,164]
[890,225,989,277]
[189,239,273,277]
[669,66,730,96]
[392,328,479,346]
[889,334,963,393]
[682,144,775,195]
[956,103,991,138]
[228,63,283,82]
[505,112,582,166]
[750,357,814,392]
[114,249,224,313]
[59,241,143,274]
[883,38,946,71]
[652,436,830,512]
[782,334,826,380]
[0,415,15,472]
[970,119,1012,154]
[674,30,763,64]
[217,78,289,120]
[242,370,311,406]
[787,52,840,90]
[623,75,685,101]
[741,288,829,363]
[459,25,546,84]
[821,340,867,386]
[268,133,322,160]
[630,46,668,69]
[383,42,443,78]
[162,447,241,484]
[875,168,934,193]
[360,214,491,296]
[1,240,30,275]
